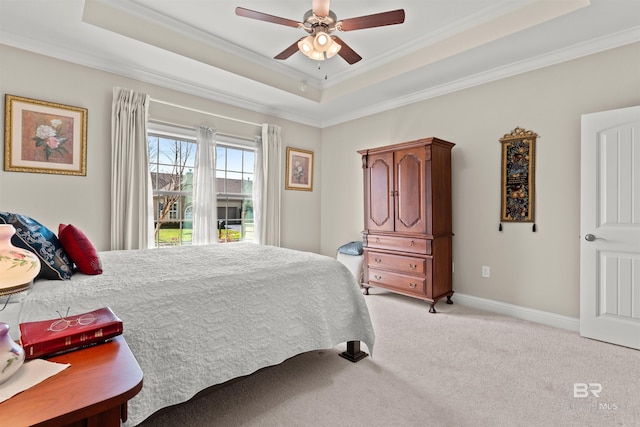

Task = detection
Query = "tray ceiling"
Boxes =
[1,0,638,127]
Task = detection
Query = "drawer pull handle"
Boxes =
[408,283,417,289]
[410,240,415,246]
[375,237,380,243]
[374,275,383,280]
[409,264,416,270]
[375,258,382,263]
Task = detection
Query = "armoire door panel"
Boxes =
[395,148,426,233]
[367,153,394,231]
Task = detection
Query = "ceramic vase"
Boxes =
[0,224,41,296]
[0,322,25,384]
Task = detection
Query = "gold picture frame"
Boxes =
[4,94,87,176]
[499,127,538,224]
[285,147,313,191]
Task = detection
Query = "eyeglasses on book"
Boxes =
[47,307,97,332]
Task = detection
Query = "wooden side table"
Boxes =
[0,335,143,427]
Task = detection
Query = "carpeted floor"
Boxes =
[140,289,640,427]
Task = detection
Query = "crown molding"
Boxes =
[320,27,640,128]
[0,30,323,128]
[2,25,638,129]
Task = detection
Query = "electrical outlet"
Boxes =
[482,266,490,278]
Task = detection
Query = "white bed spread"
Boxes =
[18,243,375,425]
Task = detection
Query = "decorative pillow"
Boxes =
[0,212,73,280]
[58,224,102,275]
[337,241,363,256]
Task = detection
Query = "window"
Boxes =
[148,133,195,247]
[147,127,254,247]
[216,145,254,243]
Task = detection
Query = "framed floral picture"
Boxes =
[4,94,87,175]
[285,147,313,191]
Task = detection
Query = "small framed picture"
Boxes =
[4,94,87,176]
[285,147,313,191]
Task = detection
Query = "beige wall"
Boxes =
[2,43,639,319]
[0,44,322,253]
[320,42,640,318]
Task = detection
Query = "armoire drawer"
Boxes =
[366,234,431,255]
[365,251,426,275]
[367,268,426,296]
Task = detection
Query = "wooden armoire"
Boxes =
[358,137,454,313]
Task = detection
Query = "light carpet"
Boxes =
[140,289,639,427]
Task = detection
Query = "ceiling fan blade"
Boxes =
[235,7,301,28]
[274,39,303,60]
[332,36,362,65]
[339,9,405,31]
[312,0,330,17]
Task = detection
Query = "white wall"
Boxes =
[320,42,640,318]
[0,44,322,253]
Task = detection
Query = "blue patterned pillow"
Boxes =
[0,212,73,280]
[337,241,363,256]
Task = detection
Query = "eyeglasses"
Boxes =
[47,307,97,332]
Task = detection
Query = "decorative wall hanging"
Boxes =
[499,127,538,232]
[4,94,87,176]
[285,147,314,191]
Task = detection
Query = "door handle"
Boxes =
[585,234,597,242]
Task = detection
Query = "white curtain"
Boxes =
[192,125,217,245]
[110,87,153,250]
[253,124,282,246]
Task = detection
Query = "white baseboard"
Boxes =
[453,293,580,332]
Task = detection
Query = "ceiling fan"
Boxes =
[235,0,405,64]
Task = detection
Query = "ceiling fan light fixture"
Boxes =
[298,30,340,60]
[298,36,314,53]
[326,39,341,58]
[313,31,330,51]
[298,33,333,61]
[308,50,325,61]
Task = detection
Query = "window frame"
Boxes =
[147,122,256,246]
[215,143,255,243]
[147,130,196,247]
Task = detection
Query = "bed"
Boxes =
[10,241,375,426]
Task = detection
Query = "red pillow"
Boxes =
[58,224,103,275]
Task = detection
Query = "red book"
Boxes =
[19,307,123,360]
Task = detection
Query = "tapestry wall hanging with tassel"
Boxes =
[499,127,538,232]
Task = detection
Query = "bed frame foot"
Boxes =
[339,341,368,363]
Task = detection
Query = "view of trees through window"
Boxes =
[148,132,254,247]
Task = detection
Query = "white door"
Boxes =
[580,105,640,350]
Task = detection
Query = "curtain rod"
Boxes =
[148,119,257,143]
[149,98,262,128]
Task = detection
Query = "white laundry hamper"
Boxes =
[336,241,364,283]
